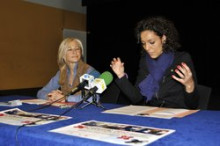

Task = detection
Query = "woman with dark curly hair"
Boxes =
[110,16,199,109]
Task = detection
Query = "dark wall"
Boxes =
[84,0,220,109]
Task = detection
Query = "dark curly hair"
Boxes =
[135,16,181,52]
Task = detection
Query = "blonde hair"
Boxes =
[57,37,84,85]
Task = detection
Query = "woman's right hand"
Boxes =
[110,57,125,78]
[47,90,65,102]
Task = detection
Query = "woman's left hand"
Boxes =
[172,62,195,93]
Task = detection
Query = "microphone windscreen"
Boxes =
[99,71,113,86]
[89,69,100,78]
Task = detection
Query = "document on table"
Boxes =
[103,105,199,119]
[0,108,71,126]
[21,99,48,105]
[50,120,175,146]
[21,99,76,108]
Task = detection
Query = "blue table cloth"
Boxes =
[0,95,219,146]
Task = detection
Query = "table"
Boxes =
[0,95,219,146]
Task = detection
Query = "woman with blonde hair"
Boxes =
[37,37,100,102]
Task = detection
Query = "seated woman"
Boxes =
[110,16,199,109]
[37,37,100,102]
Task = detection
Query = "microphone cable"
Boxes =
[16,98,84,145]
[27,85,83,112]
[58,90,106,116]
[15,88,89,145]
[15,89,100,145]
[15,114,62,146]
[56,89,95,116]
[27,95,67,112]
[58,99,85,116]
[15,124,25,146]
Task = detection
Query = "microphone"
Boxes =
[68,74,94,96]
[80,74,95,90]
[82,71,113,101]
[59,71,114,114]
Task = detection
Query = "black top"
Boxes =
[114,51,199,109]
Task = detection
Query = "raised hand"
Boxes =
[172,62,195,93]
[110,57,125,78]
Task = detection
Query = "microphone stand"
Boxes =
[57,88,90,116]
[58,89,106,117]
[80,91,106,110]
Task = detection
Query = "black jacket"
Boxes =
[114,51,199,109]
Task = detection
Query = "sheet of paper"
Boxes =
[21,99,76,108]
[103,105,157,115]
[103,105,199,119]
[21,99,48,105]
[0,108,71,126]
[50,120,175,146]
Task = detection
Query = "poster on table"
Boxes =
[50,120,175,145]
[0,108,71,126]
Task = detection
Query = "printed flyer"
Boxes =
[50,120,175,145]
[0,108,71,126]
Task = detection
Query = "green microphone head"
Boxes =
[99,71,113,86]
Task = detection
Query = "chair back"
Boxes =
[197,84,212,110]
